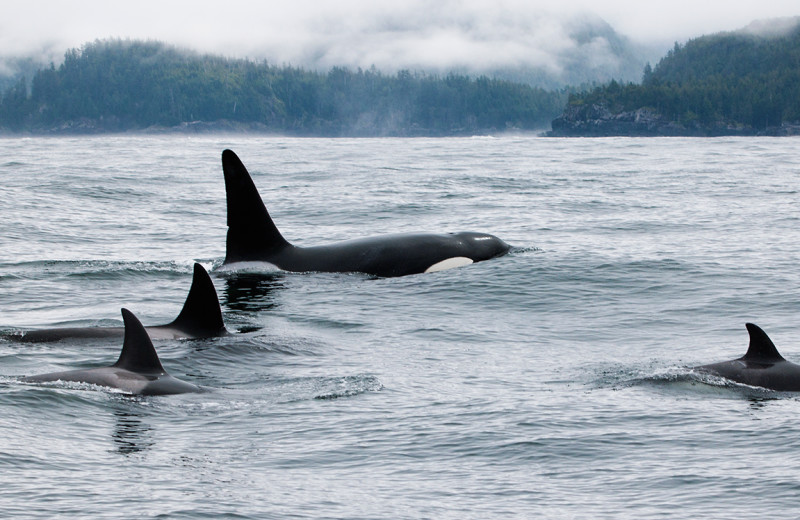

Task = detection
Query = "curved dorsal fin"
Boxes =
[114,309,166,374]
[167,263,225,335]
[222,149,290,264]
[742,323,785,362]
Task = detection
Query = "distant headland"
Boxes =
[548,17,800,137]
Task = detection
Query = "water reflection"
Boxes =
[221,272,286,313]
[111,408,153,455]
[747,396,779,410]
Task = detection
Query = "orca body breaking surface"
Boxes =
[12,263,226,342]
[22,309,201,395]
[696,323,800,391]
[221,149,511,277]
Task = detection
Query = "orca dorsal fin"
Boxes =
[222,149,290,264]
[114,309,166,374]
[167,263,225,335]
[742,323,786,362]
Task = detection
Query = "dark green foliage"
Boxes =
[10,40,283,131]
[563,23,800,131]
[1,77,30,131]
[0,39,565,135]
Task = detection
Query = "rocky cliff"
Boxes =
[548,103,763,137]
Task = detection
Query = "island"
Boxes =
[549,18,800,137]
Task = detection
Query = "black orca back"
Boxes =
[113,309,165,374]
[222,149,290,264]
[741,322,785,362]
[166,263,226,336]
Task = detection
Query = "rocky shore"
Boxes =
[548,103,800,137]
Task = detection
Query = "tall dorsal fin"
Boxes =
[167,263,225,335]
[742,323,785,362]
[114,309,166,374]
[222,149,290,264]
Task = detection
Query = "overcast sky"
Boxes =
[1,0,798,70]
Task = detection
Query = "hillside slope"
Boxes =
[0,39,566,136]
[550,18,800,136]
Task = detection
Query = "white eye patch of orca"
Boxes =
[424,256,474,273]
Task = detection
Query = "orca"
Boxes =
[695,323,800,391]
[12,263,227,342]
[221,149,511,277]
[22,308,201,395]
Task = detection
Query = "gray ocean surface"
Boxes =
[1,135,800,519]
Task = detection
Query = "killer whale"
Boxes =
[22,308,201,395]
[221,149,511,277]
[695,323,800,391]
[12,263,227,342]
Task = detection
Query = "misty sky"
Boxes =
[1,0,798,71]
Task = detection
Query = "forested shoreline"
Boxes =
[3,19,799,138]
[0,39,566,136]
[550,21,800,136]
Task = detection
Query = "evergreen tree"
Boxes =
[0,39,566,136]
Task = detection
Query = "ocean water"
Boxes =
[1,135,800,518]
